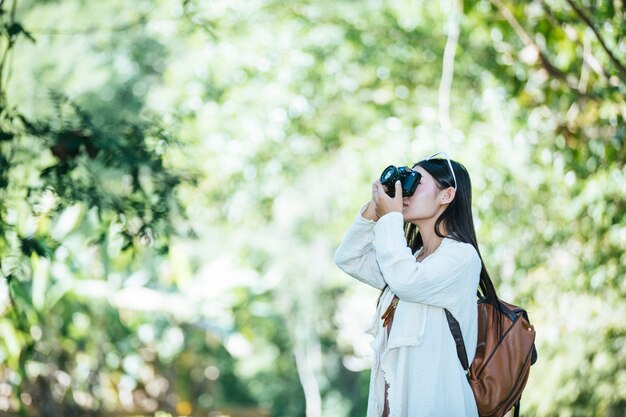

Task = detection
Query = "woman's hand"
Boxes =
[373,180,403,218]
[361,181,381,221]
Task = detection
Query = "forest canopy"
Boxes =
[0,0,624,416]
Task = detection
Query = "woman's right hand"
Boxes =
[361,181,381,222]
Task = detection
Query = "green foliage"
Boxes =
[0,0,624,416]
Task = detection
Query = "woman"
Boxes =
[334,153,500,417]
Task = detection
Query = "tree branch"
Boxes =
[490,0,566,80]
[439,0,462,133]
[564,0,626,81]
[292,319,322,417]
[9,0,16,21]
[28,12,150,36]
[489,0,593,96]
[540,0,609,86]
[0,0,18,106]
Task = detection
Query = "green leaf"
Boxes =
[20,237,50,258]
[0,319,22,360]
[31,253,49,311]
[0,129,13,141]
[5,22,35,42]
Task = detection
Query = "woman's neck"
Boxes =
[415,218,447,257]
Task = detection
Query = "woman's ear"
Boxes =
[440,187,455,204]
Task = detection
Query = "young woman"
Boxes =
[334,153,500,417]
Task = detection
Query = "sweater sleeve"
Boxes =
[373,212,480,309]
[334,206,387,290]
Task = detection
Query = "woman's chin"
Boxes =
[402,208,421,223]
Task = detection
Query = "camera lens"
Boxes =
[380,166,399,197]
[381,166,396,183]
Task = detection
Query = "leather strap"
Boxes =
[444,309,469,373]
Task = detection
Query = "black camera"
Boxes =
[380,165,421,198]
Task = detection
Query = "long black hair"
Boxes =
[404,158,500,304]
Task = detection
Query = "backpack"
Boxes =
[445,298,537,417]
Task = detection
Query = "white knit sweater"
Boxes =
[334,209,480,417]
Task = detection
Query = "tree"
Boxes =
[1,0,624,415]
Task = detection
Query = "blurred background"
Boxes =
[0,0,624,416]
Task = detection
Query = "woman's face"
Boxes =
[401,166,447,223]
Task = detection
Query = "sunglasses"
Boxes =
[425,151,457,191]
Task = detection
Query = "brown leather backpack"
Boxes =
[445,299,537,417]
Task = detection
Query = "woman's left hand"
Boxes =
[373,180,403,218]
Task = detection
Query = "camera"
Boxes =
[380,165,421,198]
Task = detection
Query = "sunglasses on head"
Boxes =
[425,151,457,192]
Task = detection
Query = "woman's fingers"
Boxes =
[372,180,403,217]
[377,181,390,199]
[372,181,381,201]
[374,181,403,217]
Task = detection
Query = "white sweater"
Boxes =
[334,209,480,417]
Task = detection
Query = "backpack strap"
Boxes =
[444,309,470,377]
